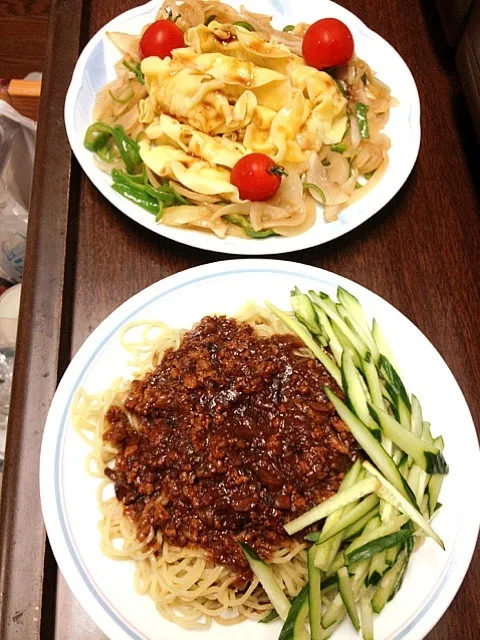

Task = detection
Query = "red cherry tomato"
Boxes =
[302,18,354,69]
[139,19,185,59]
[230,154,286,201]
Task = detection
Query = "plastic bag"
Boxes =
[0,100,36,283]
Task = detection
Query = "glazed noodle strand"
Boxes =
[86,0,393,239]
[72,308,315,628]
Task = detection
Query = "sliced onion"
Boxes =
[349,114,361,151]
[284,160,310,175]
[107,32,141,60]
[324,149,350,186]
[172,182,223,204]
[209,201,252,222]
[191,217,228,238]
[258,203,307,227]
[370,77,392,98]
[306,153,350,206]
[94,156,125,174]
[352,141,385,174]
[224,221,248,238]
[250,201,263,231]
[347,62,357,86]
[146,166,162,188]
[161,204,228,238]
[162,205,214,226]
[273,194,315,236]
[114,104,141,136]
[324,204,341,222]
[158,0,304,54]
[157,0,205,29]
[342,170,359,194]
[112,86,146,118]
[93,85,115,122]
[249,173,307,231]
[268,172,304,212]
[256,203,291,221]
[346,157,389,205]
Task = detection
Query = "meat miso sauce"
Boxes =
[104,316,359,584]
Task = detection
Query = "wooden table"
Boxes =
[1,0,479,638]
[0,1,51,78]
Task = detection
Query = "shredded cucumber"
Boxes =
[240,543,290,620]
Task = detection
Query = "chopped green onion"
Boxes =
[330,143,347,154]
[303,182,326,203]
[356,103,370,139]
[336,79,347,97]
[283,24,295,32]
[122,59,145,85]
[364,170,375,180]
[233,21,255,31]
[108,88,134,104]
[355,182,362,190]
[205,14,216,26]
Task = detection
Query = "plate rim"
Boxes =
[40,258,480,640]
[64,0,421,256]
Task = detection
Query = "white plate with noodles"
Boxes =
[40,259,479,640]
[64,0,420,254]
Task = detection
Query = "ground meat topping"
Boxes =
[104,316,359,583]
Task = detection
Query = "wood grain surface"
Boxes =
[0,2,51,78]
[0,0,479,639]
[0,15,49,78]
[0,1,82,639]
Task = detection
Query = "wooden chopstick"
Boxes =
[7,79,42,121]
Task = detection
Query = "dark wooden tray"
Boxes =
[1,0,479,638]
